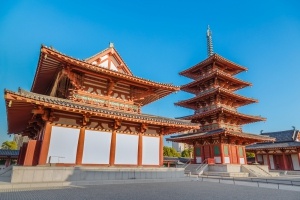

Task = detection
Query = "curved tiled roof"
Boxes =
[175,87,258,109]
[167,128,274,142]
[180,70,252,91]
[0,150,19,157]
[5,88,199,133]
[246,129,300,150]
[180,53,247,78]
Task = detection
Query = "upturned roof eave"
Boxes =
[179,53,248,77]
[31,45,180,94]
[5,89,199,134]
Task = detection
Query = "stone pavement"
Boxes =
[0,181,299,200]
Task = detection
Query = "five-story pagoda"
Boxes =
[167,27,274,165]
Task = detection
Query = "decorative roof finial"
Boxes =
[109,42,114,48]
[206,25,214,57]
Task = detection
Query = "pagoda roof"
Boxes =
[167,128,275,143]
[180,70,251,93]
[175,87,258,109]
[180,54,247,79]
[246,129,300,150]
[177,107,266,125]
[4,89,199,134]
[31,45,179,105]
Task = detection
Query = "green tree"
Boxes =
[181,148,193,157]
[246,152,255,158]
[163,146,180,157]
[1,141,17,150]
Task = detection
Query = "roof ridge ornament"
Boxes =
[206,25,214,57]
[109,42,114,48]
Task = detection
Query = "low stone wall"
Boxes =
[11,166,185,183]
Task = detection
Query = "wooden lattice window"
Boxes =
[238,146,244,157]
[214,145,220,156]
[195,147,201,157]
[223,145,229,156]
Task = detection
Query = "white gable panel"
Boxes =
[47,126,79,164]
[115,133,138,165]
[110,61,118,71]
[82,130,112,164]
[142,136,159,165]
[99,60,108,68]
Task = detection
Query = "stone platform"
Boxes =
[9,166,185,184]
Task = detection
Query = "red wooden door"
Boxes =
[231,146,238,164]
[204,146,210,159]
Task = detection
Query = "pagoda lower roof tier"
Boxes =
[180,70,251,93]
[180,54,248,79]
[4,89,199,134]
[177,107,266,125]
[167,128,275,144]
[31,45,179,106]
[175,87,258,109]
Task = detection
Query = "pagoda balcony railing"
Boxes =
[199,124,220,132]
[196,88,216,97]
[195,104,236,114]
[220,124,242,132]
[72,93,140,113]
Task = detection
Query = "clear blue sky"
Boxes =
[1,0,299,145]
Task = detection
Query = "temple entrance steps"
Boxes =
[202,172,249,177]
[0,165,13,177]
[184,164,208,175]
[241,165,279,177]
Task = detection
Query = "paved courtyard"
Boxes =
[0,181,299,200]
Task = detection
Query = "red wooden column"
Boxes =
[137,133,143,166]
[266,151,271,169]
[5,157,11,167]
[159,134,164,166]
[38,121,52,165]
[220,144,224,164]
[282,150,288,170]
[109,130,117,166]
[243,146,247,165]
[76,127,85,165]
[254,151,258,163]
[297,148,300,166]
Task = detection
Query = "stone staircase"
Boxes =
[184,164,208,175]
[242,165,279,177]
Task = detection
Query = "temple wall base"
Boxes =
[10,166,185,183]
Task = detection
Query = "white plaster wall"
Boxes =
[47,126,79,164]
[291,154,300,170]
[214,157,221,164]
[196,157,202,164]
[82,130,112,164]
[263,155,268,165]
[142,136,159,165]
[224,157,230,164]
[269,155,275,169]
[115,133,138,165]
[239,158,245,164]
[257,154,263,162]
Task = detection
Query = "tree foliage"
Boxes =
[163,146,180,157]
[1,141,17,150]
[181,148,193,157]
[246,152,255,158]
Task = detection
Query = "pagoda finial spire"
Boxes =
[206,25,214,57]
